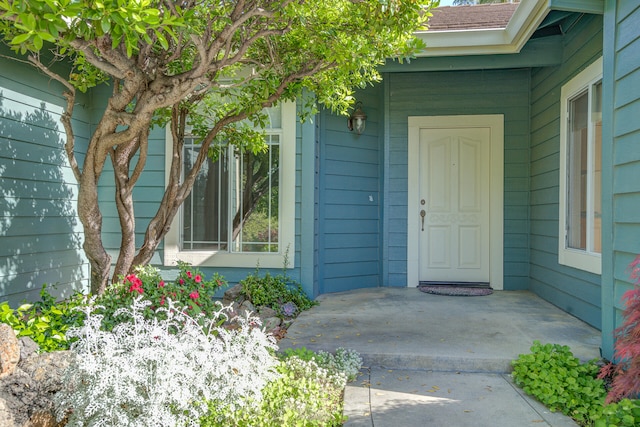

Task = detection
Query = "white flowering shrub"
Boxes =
[54,297,279,427]
[315,347,363,382]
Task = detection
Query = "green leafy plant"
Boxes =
[512,341,606,424]
[595,399,640,427]
[240,268,316,318]
[95,263,227,331]
[0,285,86,352]
[201,356,347,427]
[281,347,318,362]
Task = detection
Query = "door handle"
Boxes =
[420,210,426,231]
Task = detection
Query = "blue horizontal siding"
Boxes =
[317,85,383,293]
[0,46,89,305]
[529,13,603,328]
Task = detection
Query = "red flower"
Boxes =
[189,291,199,300]
[160,295,165,306]
[186,271,193,279]
[158,281,165,288]
[195,275,202,283]
[126,274,143,294]
[179,278,185,285]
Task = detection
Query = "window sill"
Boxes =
[558,249,601,275]
[164,249,291,269]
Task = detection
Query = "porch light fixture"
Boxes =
[347,101,367,135]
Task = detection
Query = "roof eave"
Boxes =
[416,0,551,57]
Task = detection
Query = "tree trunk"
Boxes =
[77,146,112,295]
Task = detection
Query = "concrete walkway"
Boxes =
[278,288,602,427]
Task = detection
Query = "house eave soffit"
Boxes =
[416,0,604,58]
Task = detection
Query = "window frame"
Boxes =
[163,100,296,269]
[558,57,603,275]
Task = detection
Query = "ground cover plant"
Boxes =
[202,354,350,426]
[512,341,640,426]
[513,256,640,426]
[512,341,606,424]
[0,285,86,351]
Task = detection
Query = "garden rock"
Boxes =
[221,284,288,337]
[240,300,255,314]
[258,306,278,319]
[0,323,20,378]
[0,349,74,427]
[262,316,282,332]
[19,337,38,361]
[222,283,244,305]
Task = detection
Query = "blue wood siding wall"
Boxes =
[316,86,383,294]
[0,46,90,305]
[385,69,531,290]
[529,14,603,328]
[601,1,640,359]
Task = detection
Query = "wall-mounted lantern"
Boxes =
[347,101,367,135]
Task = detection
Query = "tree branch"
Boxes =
[27,55,82,182]
[69,39,127,80]
[128,128,149,188]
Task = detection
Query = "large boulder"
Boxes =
[0,323,20,378]
[0,342,74,427]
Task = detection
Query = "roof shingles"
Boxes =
[427,3,520,32]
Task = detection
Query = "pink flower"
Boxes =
[195,274,202,283]
[186,271,193,279]
[179,278,185,285]
[189,291,199,300]
[158,281,165,288]
[160,295,165,306]
[126,274,143,294]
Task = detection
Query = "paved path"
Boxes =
[279,288,601,426]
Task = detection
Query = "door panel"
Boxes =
[418,127,490,283]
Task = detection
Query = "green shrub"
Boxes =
[595,399,640,427]
[94,263,227,331]
[240,269,316,317]
[511,341,606,424]
[201,356,346,427]
[0,285,86,352]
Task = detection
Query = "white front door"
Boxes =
[418,127,490,283]
[407,115,504,289]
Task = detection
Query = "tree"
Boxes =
[0,0,432,294]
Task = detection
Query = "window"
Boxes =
[559,58,602,274]
[164,101,296,268]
